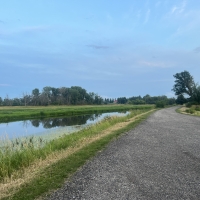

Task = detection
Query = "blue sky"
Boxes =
[1,0,200,99]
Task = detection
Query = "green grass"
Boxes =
[5,109,155,200]
[0,108,153,183]
[0,104,154,122]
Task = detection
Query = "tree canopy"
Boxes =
[172,70,194,97]
[172,70,200,104]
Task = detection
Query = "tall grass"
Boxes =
[0,108,152,182]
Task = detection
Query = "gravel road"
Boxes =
[48,107,200,200]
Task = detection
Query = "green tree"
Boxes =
[172,71,194,98]
[172,71,200,104]
[0,97,2,106]
[32,88,40,97]
[175,94,187,105]
[192,83,200,104]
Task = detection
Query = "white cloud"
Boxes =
[171,6,178,14]
[170,0,187,15]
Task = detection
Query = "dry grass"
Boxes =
[0,110,154,199]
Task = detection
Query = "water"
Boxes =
[0,111,129,142]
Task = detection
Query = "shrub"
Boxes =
[186,102,193,108]
[195,106,200,111]
[186,108,195,114]
[155,101,165,108]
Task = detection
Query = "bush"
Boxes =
[155,101,165,108]
[185,108,195,114]
[186,102,193,108]
[195,106,200,111]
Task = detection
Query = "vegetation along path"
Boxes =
[48,107,200,200]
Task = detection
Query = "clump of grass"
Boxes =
[0,108,152,183]
[185,108,195,114]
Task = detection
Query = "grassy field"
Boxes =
[0,104,154,122]
[0,106,155,200]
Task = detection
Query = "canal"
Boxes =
[0,111,129,142]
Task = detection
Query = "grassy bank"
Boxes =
[177,105,200,116]
[0,104,154,123]
[0,107,155,199]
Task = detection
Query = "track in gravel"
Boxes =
[48,107,200,200]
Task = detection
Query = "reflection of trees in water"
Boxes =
[21,120,31,128]
[31,120,40,127]
[30,114,102,129]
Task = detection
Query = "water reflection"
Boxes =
[0,112,129,140]
[29,114,101,128]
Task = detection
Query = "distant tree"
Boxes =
[176,94,187,105]
[32,88,40,105]
[22,93,31,106]
[117,97,127,104]
[32,88,40,97]
[0,97,2,106]
[3,95,12,106]
[70,89,79,105]
[167,97,176,105]
[12,98,21,106]
[172,71,194,98]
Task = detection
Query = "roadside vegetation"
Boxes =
[0,106,155,200]
[177,104,200,116]
[172,70,200,116]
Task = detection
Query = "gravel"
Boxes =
[48,107,200,200]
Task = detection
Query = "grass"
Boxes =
[2,109,155,200]
[0,107,155,199]
[177,105,200,116]
[0,108,151,182]
[0,104,154,123]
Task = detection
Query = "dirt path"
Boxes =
[48,107,200,200]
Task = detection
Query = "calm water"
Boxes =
[0,111,129,141]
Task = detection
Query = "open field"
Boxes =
[0,104,154,123]
[0,107,155,200]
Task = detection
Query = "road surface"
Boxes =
[48,107,200,200]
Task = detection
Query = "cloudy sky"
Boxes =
[1,0,200,99]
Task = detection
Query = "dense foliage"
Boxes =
[172,70,200,104]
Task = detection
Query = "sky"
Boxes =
[1,0,200,99]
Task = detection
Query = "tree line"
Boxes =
[0,85,178,107]
[117,95,175,106]
[0,86,104,106]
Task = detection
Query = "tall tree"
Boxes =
[172,71,194,98]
